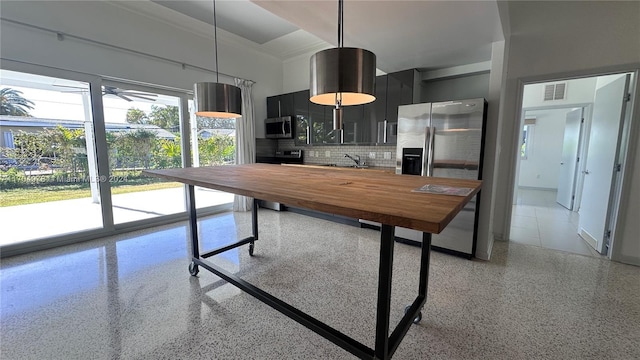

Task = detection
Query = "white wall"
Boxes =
[0,1,283,138]
[495,1,640,264]
[283,51,319,94]
[517,109,569,189]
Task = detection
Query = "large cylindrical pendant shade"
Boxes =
[310,47,376,106]
[194,82,242,118]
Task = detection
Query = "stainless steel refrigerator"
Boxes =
[395,98,487,258]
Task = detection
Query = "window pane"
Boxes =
[0,70,103,245]
[102,84,185,224]
[188,99,234,209]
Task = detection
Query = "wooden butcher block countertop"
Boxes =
[144,163,481,234]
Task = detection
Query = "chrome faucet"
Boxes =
[344,154,361,166]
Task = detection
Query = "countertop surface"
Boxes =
[144,163,481,234]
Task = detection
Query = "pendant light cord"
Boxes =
[213,0,219,83]
[338,0,343,48]
[335,0,344,107]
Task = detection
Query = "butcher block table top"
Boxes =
[144,163,481,234]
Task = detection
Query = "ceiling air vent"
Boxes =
[543,82,567,101]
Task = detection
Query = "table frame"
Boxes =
[186,185,432,360]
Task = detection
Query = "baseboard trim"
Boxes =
[579,228,598,250]
[612,254,640,267]
[517,186,558,191]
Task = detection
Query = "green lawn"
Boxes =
[0,181,183,207]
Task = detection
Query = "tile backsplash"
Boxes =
[276,139,396,168]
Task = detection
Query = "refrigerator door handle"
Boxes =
[424,126,431,176]
[425,126,435,176]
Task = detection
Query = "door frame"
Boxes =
[503,68,638,261]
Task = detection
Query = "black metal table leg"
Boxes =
[187,185,200,275]
[374,224,396,360]
[252,198,259,239]
[249,198,258,256]
[419,233,432,297]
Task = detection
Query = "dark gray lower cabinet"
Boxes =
[287,207,361,227]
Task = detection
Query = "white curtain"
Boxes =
[233,78,256,212]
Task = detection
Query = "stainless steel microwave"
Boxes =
[265,116,293,139]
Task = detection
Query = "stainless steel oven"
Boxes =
[265,116,293,139]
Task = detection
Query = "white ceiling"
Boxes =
[151,0,299,44]
[254,0,504,73]
[121,0,505,74]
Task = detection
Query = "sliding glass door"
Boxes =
[101,81,186,224]
[0,64,237,253]
[0,69,103,245]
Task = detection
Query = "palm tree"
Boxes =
[0,87,35,116]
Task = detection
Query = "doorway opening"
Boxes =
[509,72,635,258]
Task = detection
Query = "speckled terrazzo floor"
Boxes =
[1,210,639,359]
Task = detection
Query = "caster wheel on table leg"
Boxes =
[188,262,199,276]
[404,305,422,324]
[249,243,255,256]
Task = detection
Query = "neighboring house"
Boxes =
[0,115,176,148]
[198,128,235,140]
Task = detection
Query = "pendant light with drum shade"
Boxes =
[310,0,376,131]
[194,0,242,118]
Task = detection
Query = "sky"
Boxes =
[6,86,162,124]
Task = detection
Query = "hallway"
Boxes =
[510,188,601,257]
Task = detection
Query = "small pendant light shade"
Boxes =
[194,82,242,118]
[310,47,376,106]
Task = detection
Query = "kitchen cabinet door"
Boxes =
[279,92,294,117]
[294,90,310,145]
[266,96,280,118]
[309,102,327,144]
[343,105,364,144]
[266,93,294,118]
[365,74,387,144]
[382,71,414,144]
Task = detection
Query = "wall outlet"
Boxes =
[384,152,392,160]
[325,150,331,158]
[369,152,376,159]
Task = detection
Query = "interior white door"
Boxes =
[556,109,582,210]
[578,74,630,254]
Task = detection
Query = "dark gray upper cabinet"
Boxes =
[267,68,418,145]
[368,69,418,144]
[266,93,294,118]
[364,75,387,143]
[386,70,415,124]
[343,105,365,144]
[309,101,331,144]
[293,90,310,145]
